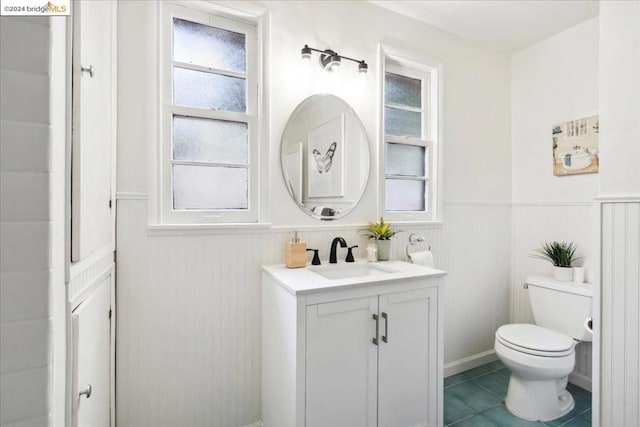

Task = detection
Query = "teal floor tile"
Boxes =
[444,362,592,427]
[567,382,592,399]
[561,417,591,426]
[543,410,583,426]
[461,365,493,379]
[452,414,498,426]
[482,405,545,426]
[572,392,592,415]
[447,381,503,413]
[484,360,506,372]
[472,371,509,399]
[444,391,476,426]
[494,368,510,378]
[445,373,469,388]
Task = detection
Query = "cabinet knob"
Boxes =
[79,384,92,399]
[81,65,95,78]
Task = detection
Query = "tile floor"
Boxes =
[445,360,592,426]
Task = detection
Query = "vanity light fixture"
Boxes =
[301,44,368,74]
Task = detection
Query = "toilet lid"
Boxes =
[496,324,574,353]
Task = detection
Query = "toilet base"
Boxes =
[505,375,574,422]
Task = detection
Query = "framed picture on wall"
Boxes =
[307,115,345,198]
[552,114,599,176]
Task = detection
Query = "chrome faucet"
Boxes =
[329,237,347,263]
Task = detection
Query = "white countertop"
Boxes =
[262,260,446,295]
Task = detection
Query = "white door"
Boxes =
[71,0,116,261]
[306,297,379,427]
[72,278,112,427]
[378,288,438,427]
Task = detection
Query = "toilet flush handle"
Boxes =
[584,317,593,334]
[79,384,92,399]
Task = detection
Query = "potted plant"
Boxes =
[531,241,580,281]
[361,217,398,261]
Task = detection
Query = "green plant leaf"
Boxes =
[530,241,581,267]
[359,217,399,240]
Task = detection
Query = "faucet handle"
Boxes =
[306,248,321,265]
[345,245,359,263]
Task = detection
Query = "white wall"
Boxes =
[0,17,53,427]
[598,1,640,196]
[265,1,512,226]
[510,17,599,389]
[115,1,511,425]
[512,17,599,204]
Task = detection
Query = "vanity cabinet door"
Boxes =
[377,287,438,427]
[306,296,379,427]
[72,278,112,427]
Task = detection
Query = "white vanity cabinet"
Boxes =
[262,261,445,427]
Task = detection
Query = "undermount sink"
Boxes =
[309,263,398,280]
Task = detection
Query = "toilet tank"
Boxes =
[526,275,593,342]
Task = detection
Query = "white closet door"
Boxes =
[378,287,438,427]
[306,296,379,427]
[72,278,111,427]
[71,0,116,261]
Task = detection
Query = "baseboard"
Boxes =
[444,349,498,377]
[444,350,592,392]
[569,371,592,392]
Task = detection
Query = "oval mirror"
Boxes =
[281,94,370,220]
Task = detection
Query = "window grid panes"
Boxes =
[173,18,246,73]
[170,15,251,211]
[384,68,430,214]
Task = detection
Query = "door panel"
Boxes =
[306,296,378,427]
[378,288,438,427]
[72,278,111,427]
[71,0,115,261]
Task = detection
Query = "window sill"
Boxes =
[147,222,272,236]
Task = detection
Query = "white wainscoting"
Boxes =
[511,203,594,389]
[600,200,640,426]
[115,199,511,426]
[440,203,511,375]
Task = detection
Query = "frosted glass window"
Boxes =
[173,116,248,164]
[385,107,421,138]
[382,57,437,219]
[173,165,248,209]
[173,18,246,73]
[174,67,246,112]
[385,179,425,211]
[385,73,421,108]
[163,6,259,221]
[386,143,425,176]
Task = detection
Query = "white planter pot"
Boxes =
[553,266,573,282]
[377,240,391,261]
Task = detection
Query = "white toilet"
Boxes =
[494,275,593,422]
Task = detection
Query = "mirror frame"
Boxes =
[280,93,371,221]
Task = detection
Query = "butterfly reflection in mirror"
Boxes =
[312,142,337,174]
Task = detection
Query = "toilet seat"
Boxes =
[496,324,575,357]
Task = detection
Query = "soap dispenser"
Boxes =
[285,231,307,268]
